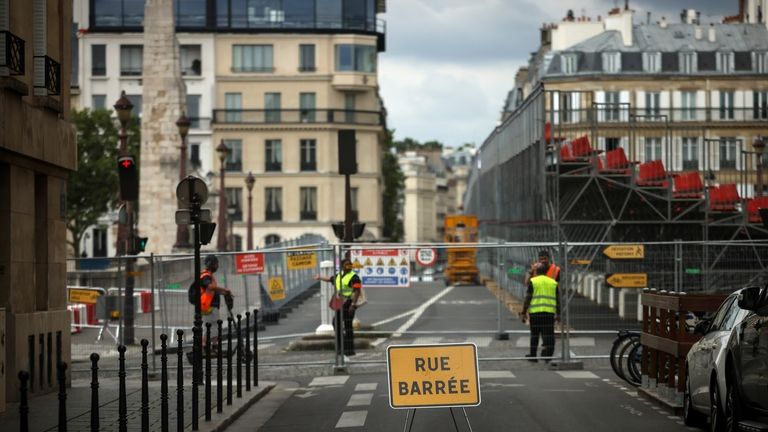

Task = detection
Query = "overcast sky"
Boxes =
[378,0,736,148]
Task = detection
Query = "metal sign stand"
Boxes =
[402,408,473,432]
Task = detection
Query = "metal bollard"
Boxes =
[141,339,150,432]
[192,325,200,431]
[254,308,259,387]
[236,314,242,398]
[205,323,212,421]
[227,317,233,405]
[160,334,169,432]
[245,311,251,392]
[18,371,29,432]
[216,320,223,413]
[176,329,184,432]
[90,354,100,432]
[118,345,127,432]
[58,362,68,432]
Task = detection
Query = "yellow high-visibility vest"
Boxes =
[335,272,356,298]
[529,275,558,314]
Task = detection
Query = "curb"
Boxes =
[192,382,276,432]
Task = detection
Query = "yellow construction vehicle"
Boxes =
[444,215,479,284]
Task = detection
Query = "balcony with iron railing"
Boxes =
[300,211,317,221]
[0,31,25,76]
[550,106,768,126]
[34,55,61,96]
[213,109,384,126]
[265,210,282,221]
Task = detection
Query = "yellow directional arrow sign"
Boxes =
[603,245,644,260]
[606,273,647,288]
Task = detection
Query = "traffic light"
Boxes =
[199,222,216,245]
[118,155,139,201]
[132,236,148,254]
[331,222,366,240]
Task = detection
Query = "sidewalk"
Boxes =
[0,377,274,432]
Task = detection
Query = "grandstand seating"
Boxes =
[673,172,704,198]
[636,160,668,187]
[708,184,740,212]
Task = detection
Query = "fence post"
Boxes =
[227,317,233,405]
[205,323,211,421]
[90,353,100,432]
[150,254,157,374]
[160,334,169,432]
[141,339,149,432]
[118,345,127,432]
[176,329,184,432]
[216,319,223,413]
[18,371,29,432]
[253,308,258,387]
[192,324,200,431]
[245,311,251,392]
[236,314,242,398]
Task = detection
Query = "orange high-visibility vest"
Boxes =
[545,264,560,280]
[200,270,215,314]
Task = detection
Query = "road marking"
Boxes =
[370,338,388,347]
[257,343,273,350]
[411,336,443,345]
[295,391,318,399]
[391,286,455,337]
[486,383,525,388]
[309,376,349,386]
[543,389,585,392]
[480,371,515,379]
[555,371,599,379]
[335,411,367,428]
[355,383,378,392]
[347,393,374,407]
[466,336,492,347]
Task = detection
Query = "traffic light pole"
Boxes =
[118,125,136,345]
[344,174,353,244]
[191,192,203,430]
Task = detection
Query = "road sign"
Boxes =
[176,176,209,208]
[175,208,212,224]
[570,259,591,265]
[415,248,437,267]
[287,250,317,270]
[268,277,285,301]
[685,268,702,275]
[387,343,480,409]
[507,266,525,276]
[606,273,647,288]
[235,253,264,274]
[68,288,103,304]
[603,245,644,259]
[350,247,410,288]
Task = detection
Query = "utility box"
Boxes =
[0,308,6,413]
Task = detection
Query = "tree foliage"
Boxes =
[67,109,140,257]
[393,137,444,153]
[381,129,405,241]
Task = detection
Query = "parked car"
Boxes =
[683,288,752,429]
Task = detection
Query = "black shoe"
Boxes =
[525,354,538,363]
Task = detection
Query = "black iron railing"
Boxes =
[1,31,25,75]
[265,210,282,221]
[300,211,317,221]
[213,109,384,126]
[34,55,61,95]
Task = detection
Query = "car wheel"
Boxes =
[724,373,741,432]
[683,371,705,427]
[710,381,725,432]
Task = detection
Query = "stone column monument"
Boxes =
[139,0,187,254]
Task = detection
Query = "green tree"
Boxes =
[67,109,140,257]
[381,129,405,241]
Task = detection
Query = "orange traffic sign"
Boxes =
[603,244,644,260]
[606,273,647,288]
[387,343,480,409]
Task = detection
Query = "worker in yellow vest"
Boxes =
[521,263,560,363]
[314,258,362,357]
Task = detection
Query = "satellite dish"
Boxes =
[176,176,209,208]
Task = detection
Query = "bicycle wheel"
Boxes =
[618,336,640,386]
[610,335,634,381]
[625,340,643,386]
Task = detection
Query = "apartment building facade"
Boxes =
[71,0,387,254]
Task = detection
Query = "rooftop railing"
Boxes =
[213,109,384,126]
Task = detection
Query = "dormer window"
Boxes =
[643,52,661,73]
[562,54,578,74]
[603,52,621,73]
[681,51,697,74]
[718,52,733,73]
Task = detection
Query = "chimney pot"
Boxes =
[660,16,668,28]
[708,24,716,42]
[695,25,702,40]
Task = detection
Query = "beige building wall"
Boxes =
[0,0,75,404]
[212,33,385,247]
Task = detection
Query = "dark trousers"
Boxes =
[334,299,356,355]
[529,312,555,358]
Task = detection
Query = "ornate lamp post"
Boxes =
[245,172,255,250]
[216,140,231,251]
[174,113,192,249]
[227,205,237,251]
[113,91,136,344]
[755,136,766,197]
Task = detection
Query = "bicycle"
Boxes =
[610,330,641,386]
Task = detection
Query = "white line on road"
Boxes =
[347,393,374,406]
[480,371,515,379]
[392,286,455,338]
[335,411,367,428]
[556,371,600,379]
[309,376,349,386]
[355,383,378,392]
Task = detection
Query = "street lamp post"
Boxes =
[245,172,255,250]
[174,113,192,249]
[113,91,136,344]
[755,136,765,197]
[216,140,231,251]
[228,205,237,251]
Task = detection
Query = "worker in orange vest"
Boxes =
[524,249,561,286]
[200,255,232,347]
